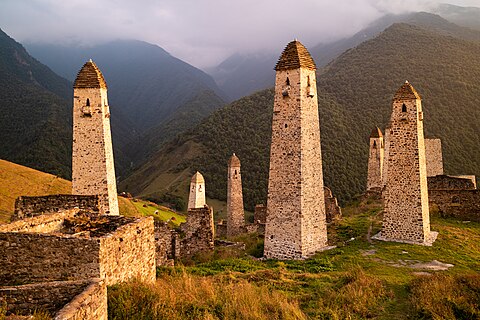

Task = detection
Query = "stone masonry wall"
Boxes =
[264,63,327,260]
[72,86,119,216]
[0,210,76,233]
[324,187,342,223]
[54,279,107,320]
[382,83,431,244]
[425,138,444,177]
[367,135,384,191]
[13,195,99,221]
[254,205,267,224]
[427,175,476,191]
[429,190,480,222]
[180,206,214,257]
[227,156,245,237]
[98,216,156,285]
[0,280,91,317]
[0,232,101,286]
[154,220,177,266]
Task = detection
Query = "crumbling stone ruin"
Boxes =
[227,153,245,237]
[72,60,119,215]
[375,81,437,245]
[0,209,156,318]
[188,171,206,209]
[324,187,342,223]
[13,194,99,221]
[366,127,384,193]
[154,205,215,263]
[264,40,328,260]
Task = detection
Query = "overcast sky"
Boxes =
[1,0,478,68]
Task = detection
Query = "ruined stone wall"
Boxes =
[382,84,431,244]
[13,195,98,221]
[154,220,177,266]
[54,279,107,320]
[98,216,156,285]
[0,210,76,233]
[72,87,118,216]
[367,136,384,190]
[427,175,476,190]
[254,205,267,224]
[425,138,444,177]
[324,187,342,223]
[429,190,480,222]
[227,157,245,237]
[180,206,214,257]
[0,232,101,286]
[216,221,227,238]
[0,280,92,317]
[264,65,327,260]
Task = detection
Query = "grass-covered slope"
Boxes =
[109,199,480,319]
[121,21,480,209]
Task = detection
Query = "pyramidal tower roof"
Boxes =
[274,40,316,71]
[393,80,421,100]
[370,127,383,138]
[74,59,108,89]
[228,153,241,167]
[191,171,205,183]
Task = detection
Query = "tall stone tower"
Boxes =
[378,81,435,245]
[366,127,384,191]
[188,171,206,210]
[72,60,119,215]
[227,153,245,237]
[264,40,328,260]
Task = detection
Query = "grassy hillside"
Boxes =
[109,198,480,319]
[121,21,480,210]
[0,159,184,224]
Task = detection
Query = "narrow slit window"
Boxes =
[402,103,407,112]
[286,77,290,86]
[86,98,90,106]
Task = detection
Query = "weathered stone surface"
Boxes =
[180,206,214,257]
[367,127,384,191]
[324,187,342,223]
[0,213,155,286]
[72,61,118,216]
[381,82,432,244]
[429,190,480,222]
[227,153,245,237]
[154,220,177,266]
[254,204,267,224]
[13,195,99,221]
[265,40,328,260]
[428,175,476,191]
[425,139,444,177]
[188,172,206,209]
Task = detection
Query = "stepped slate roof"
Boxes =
[275,40,316,71]
[228,153,241,167]
[370,127,383,138]
[394,81,421,100]
[74,59,108,89]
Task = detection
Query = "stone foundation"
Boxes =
[0,212,155,286]
[13,195,99,221]
[0,279,107,320]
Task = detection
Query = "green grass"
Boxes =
[135,198,480,319]
[132,200,186,226]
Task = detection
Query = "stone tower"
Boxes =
[188,171,206,210]
[378,81,436,245]
[366,127,384,191]
[264,40,328,260]
[227,153,245,237]
[72,60,119,215]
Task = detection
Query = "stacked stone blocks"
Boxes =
[227,153,245,237]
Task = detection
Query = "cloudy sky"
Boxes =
[1,0,478,68]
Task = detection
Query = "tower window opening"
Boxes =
[286,77,290,86]
[86,98,90,106]
[402,103,407,112]
[373,141,377,148]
